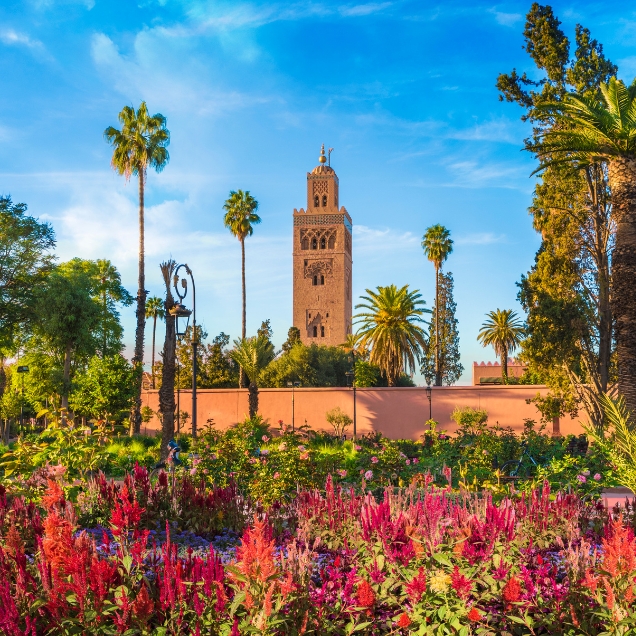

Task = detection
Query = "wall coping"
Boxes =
[143,385,548,394]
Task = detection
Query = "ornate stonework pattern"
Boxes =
[294,214,344,226]
[312,180,329,196]
[304,259,333,278]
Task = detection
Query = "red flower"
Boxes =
[503,576,522,604]
[406,567,427,603]
[396,612,411,627]
[132,584,154,623]
[450,565,473,600]
[356,580,375,607]
[467,607,482,622]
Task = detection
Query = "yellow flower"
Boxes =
[428,569,451,594]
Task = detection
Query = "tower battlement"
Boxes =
[292,146,352,346]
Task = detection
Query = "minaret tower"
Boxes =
[293,145,353,346]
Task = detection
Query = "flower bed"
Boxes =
[1,466,635,634]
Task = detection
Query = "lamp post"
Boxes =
[17,365,29,429]
[426,385,432,420]
[170,263,197,437]
[286,381,300,431]
[345,351,357,438]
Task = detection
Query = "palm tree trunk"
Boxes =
[130,171,146,435]
[501,347,508,382]
[159,262,177,460]
[239,237,247,388]
[61,341,72,424]
[248,382,258,418]
[151,313,157,389]
[435,266,441,386]
[609,157,636,416]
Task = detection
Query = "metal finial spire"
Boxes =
[319,143,326,164]
[328,147,334,167]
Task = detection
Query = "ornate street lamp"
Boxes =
[426,385,432,421]
[345,351,357,438]
[170,264,198,437]
[16,365,29,429]
[286,381,300,431]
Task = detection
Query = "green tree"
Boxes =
[477,310,525,381]
[0,196,55,398]
[223,190,261,386]
[58,258,132,358]
[281,326,301,354]
[355,284,429,386]
[229,335,275,418]
[421,272,464,386]
[261,343,350,388]
[422,224,453,386]
[69,354,135,423]
[497,3,616,426]
[104,102,170,433]
[532,77,636,415]
[145,296,165,389]
[31,264,102,417]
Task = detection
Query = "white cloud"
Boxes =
[444,160,528,188]
[339,2,392,17]
[354,225,419,255]
[0,29,51,60]
[455,232,506,245]
[490,9,523,27]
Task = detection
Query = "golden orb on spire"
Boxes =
[319,143,326,164]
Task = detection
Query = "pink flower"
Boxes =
[337,469,347,478]
[190,468,197,475]
[262,435,270,442]
[300,452,309,460]
[412,458,419,464]
[355,445,362,451]
[273,472,280,479]
[593,473,602,481]
[577,474,587,483]
[364,470,373,480]
[371,456,379,464]
[297,445,306,451]
[439,434,448,440]
[260,449,269,456]
[405,459,411,465]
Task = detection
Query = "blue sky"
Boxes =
[1,0,635,384]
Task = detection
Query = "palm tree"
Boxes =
[223,190,261,387]
[229,335,275,418]
[533,77,636,414]
[422,225,453,386]
[354,284,429,386]
[145,296,165,389]
[339,333,368,359]
[477,309,525,381]
[104,102,170,434]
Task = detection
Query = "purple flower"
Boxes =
[364,470,373,480]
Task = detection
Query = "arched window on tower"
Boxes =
[320,236,326,249]
[328,234,335,249]
[320,326,325,337]
[311,237,317,250]
[314,194,319,207]
[320,274,324,285]
[322,194,327,207]
[313,275,318,286]
[313,325,318,337]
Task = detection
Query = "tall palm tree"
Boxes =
[534,76,636,414]
[229,335,275,418]
[422,225,453,386]
[145,296,165,389]
[104,102,170,434]
[223,190,261,387]
[354,284,429,386]
[477,309,525,381]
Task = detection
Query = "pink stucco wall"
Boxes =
[140,385,584,439]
